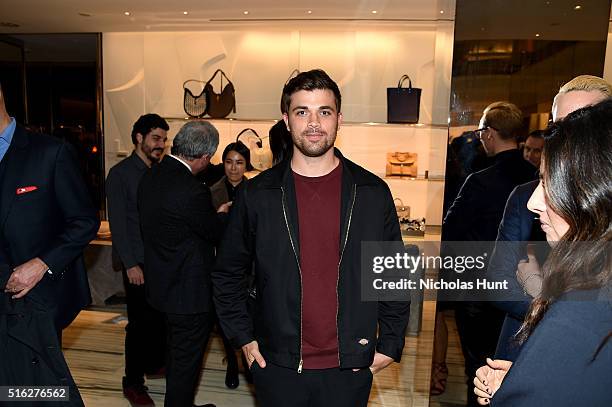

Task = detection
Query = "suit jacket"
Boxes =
[138,155,224,314]
[487,180,547,360]
[0,125,98,330]
[443,149,538,243]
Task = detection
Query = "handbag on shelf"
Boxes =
[386,152,418,178]
[183,79,207,118]
[204,69,236,119]
[236,128,273,172]
[394,198,411,221]
[387,74,422,124]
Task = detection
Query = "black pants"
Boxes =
[164,311,214,407]
[252,362,373,407]
[123,271,166,386]
[454,302,504,407]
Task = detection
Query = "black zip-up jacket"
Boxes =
[212,149,410,371]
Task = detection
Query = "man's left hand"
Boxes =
[369,352,394,374]
[4,257,48,299]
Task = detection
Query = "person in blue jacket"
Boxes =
[474,99,612,407]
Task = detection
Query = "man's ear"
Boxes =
[282,114,290,132]
[136,133,144,145]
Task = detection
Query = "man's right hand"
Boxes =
[126,265,145,285]
[242,340,266,369]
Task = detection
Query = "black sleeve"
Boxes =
[105,168,137,269]
[212,185,255,348]
[442,174,480,241]
[376,184,411,362]
[39,142,99,273]
[487,187,531,318]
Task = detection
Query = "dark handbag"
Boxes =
[204,69,236,118]
[387,75,422,124]
[183,79,207,118]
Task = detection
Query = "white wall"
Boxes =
[102,17,456,225]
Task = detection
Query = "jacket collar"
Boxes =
[261,147,377,189]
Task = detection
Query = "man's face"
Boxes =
[552,90,607,121]
[138,128,167,162]
[283,89,342,159]
[523,136,544,167]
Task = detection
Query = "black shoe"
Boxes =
[225,363,239,389]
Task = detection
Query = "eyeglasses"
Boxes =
[474,126,497,139]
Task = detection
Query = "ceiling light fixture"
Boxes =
[243,11,249,15]
[535,33,540,37]
[124,11,130,16]
[371,10,378,14]
[440,10,444,14]
[307,10,312,14]
[183,11,188,15]
[574,5,582,9]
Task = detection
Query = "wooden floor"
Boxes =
[63,303,467,407]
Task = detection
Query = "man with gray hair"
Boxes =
[138,120,229,407]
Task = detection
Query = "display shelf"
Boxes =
[163,116,449,129]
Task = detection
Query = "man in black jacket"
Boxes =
[0,81,99,405]
[442,101,537,406]
[138,121,228,407]
[213,69,410,407]
[106,113,169,406]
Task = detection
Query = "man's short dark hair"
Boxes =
[528,129,545,140]
[281,69,341,114]
[131,113,169,145]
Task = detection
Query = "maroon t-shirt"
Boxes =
[293,162,342,369]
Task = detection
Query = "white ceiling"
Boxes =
[0,0,453,33]
[0,0,609,41]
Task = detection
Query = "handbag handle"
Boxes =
[206,69,233,88]
[397,75,413,89]
[285,69,300,85]
[236,128,263,148]
[183,79,206,88]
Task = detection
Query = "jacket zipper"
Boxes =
[336,184,357,367]
[281,186,304,373]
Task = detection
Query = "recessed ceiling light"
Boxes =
[440,10,444,14]
[307,10,312,14]
[371,10,377,14]
[183,11,188,15]
[124,11,130,16]
[574,5,582,9]
[243,10,249,15]
[535,33,540,37]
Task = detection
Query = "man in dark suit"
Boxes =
[106,113,169,406]
[0,81,99,403]
[442,101,537,407]
[138,121,229,407]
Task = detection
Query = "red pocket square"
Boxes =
[16,186,38,195]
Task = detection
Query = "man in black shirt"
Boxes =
[106,114,169,406]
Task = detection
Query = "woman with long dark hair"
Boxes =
[473,99,612,406]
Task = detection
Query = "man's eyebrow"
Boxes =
[291,105,335,112]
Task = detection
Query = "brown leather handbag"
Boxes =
[386,152,418,177]
[204,69,236,118]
